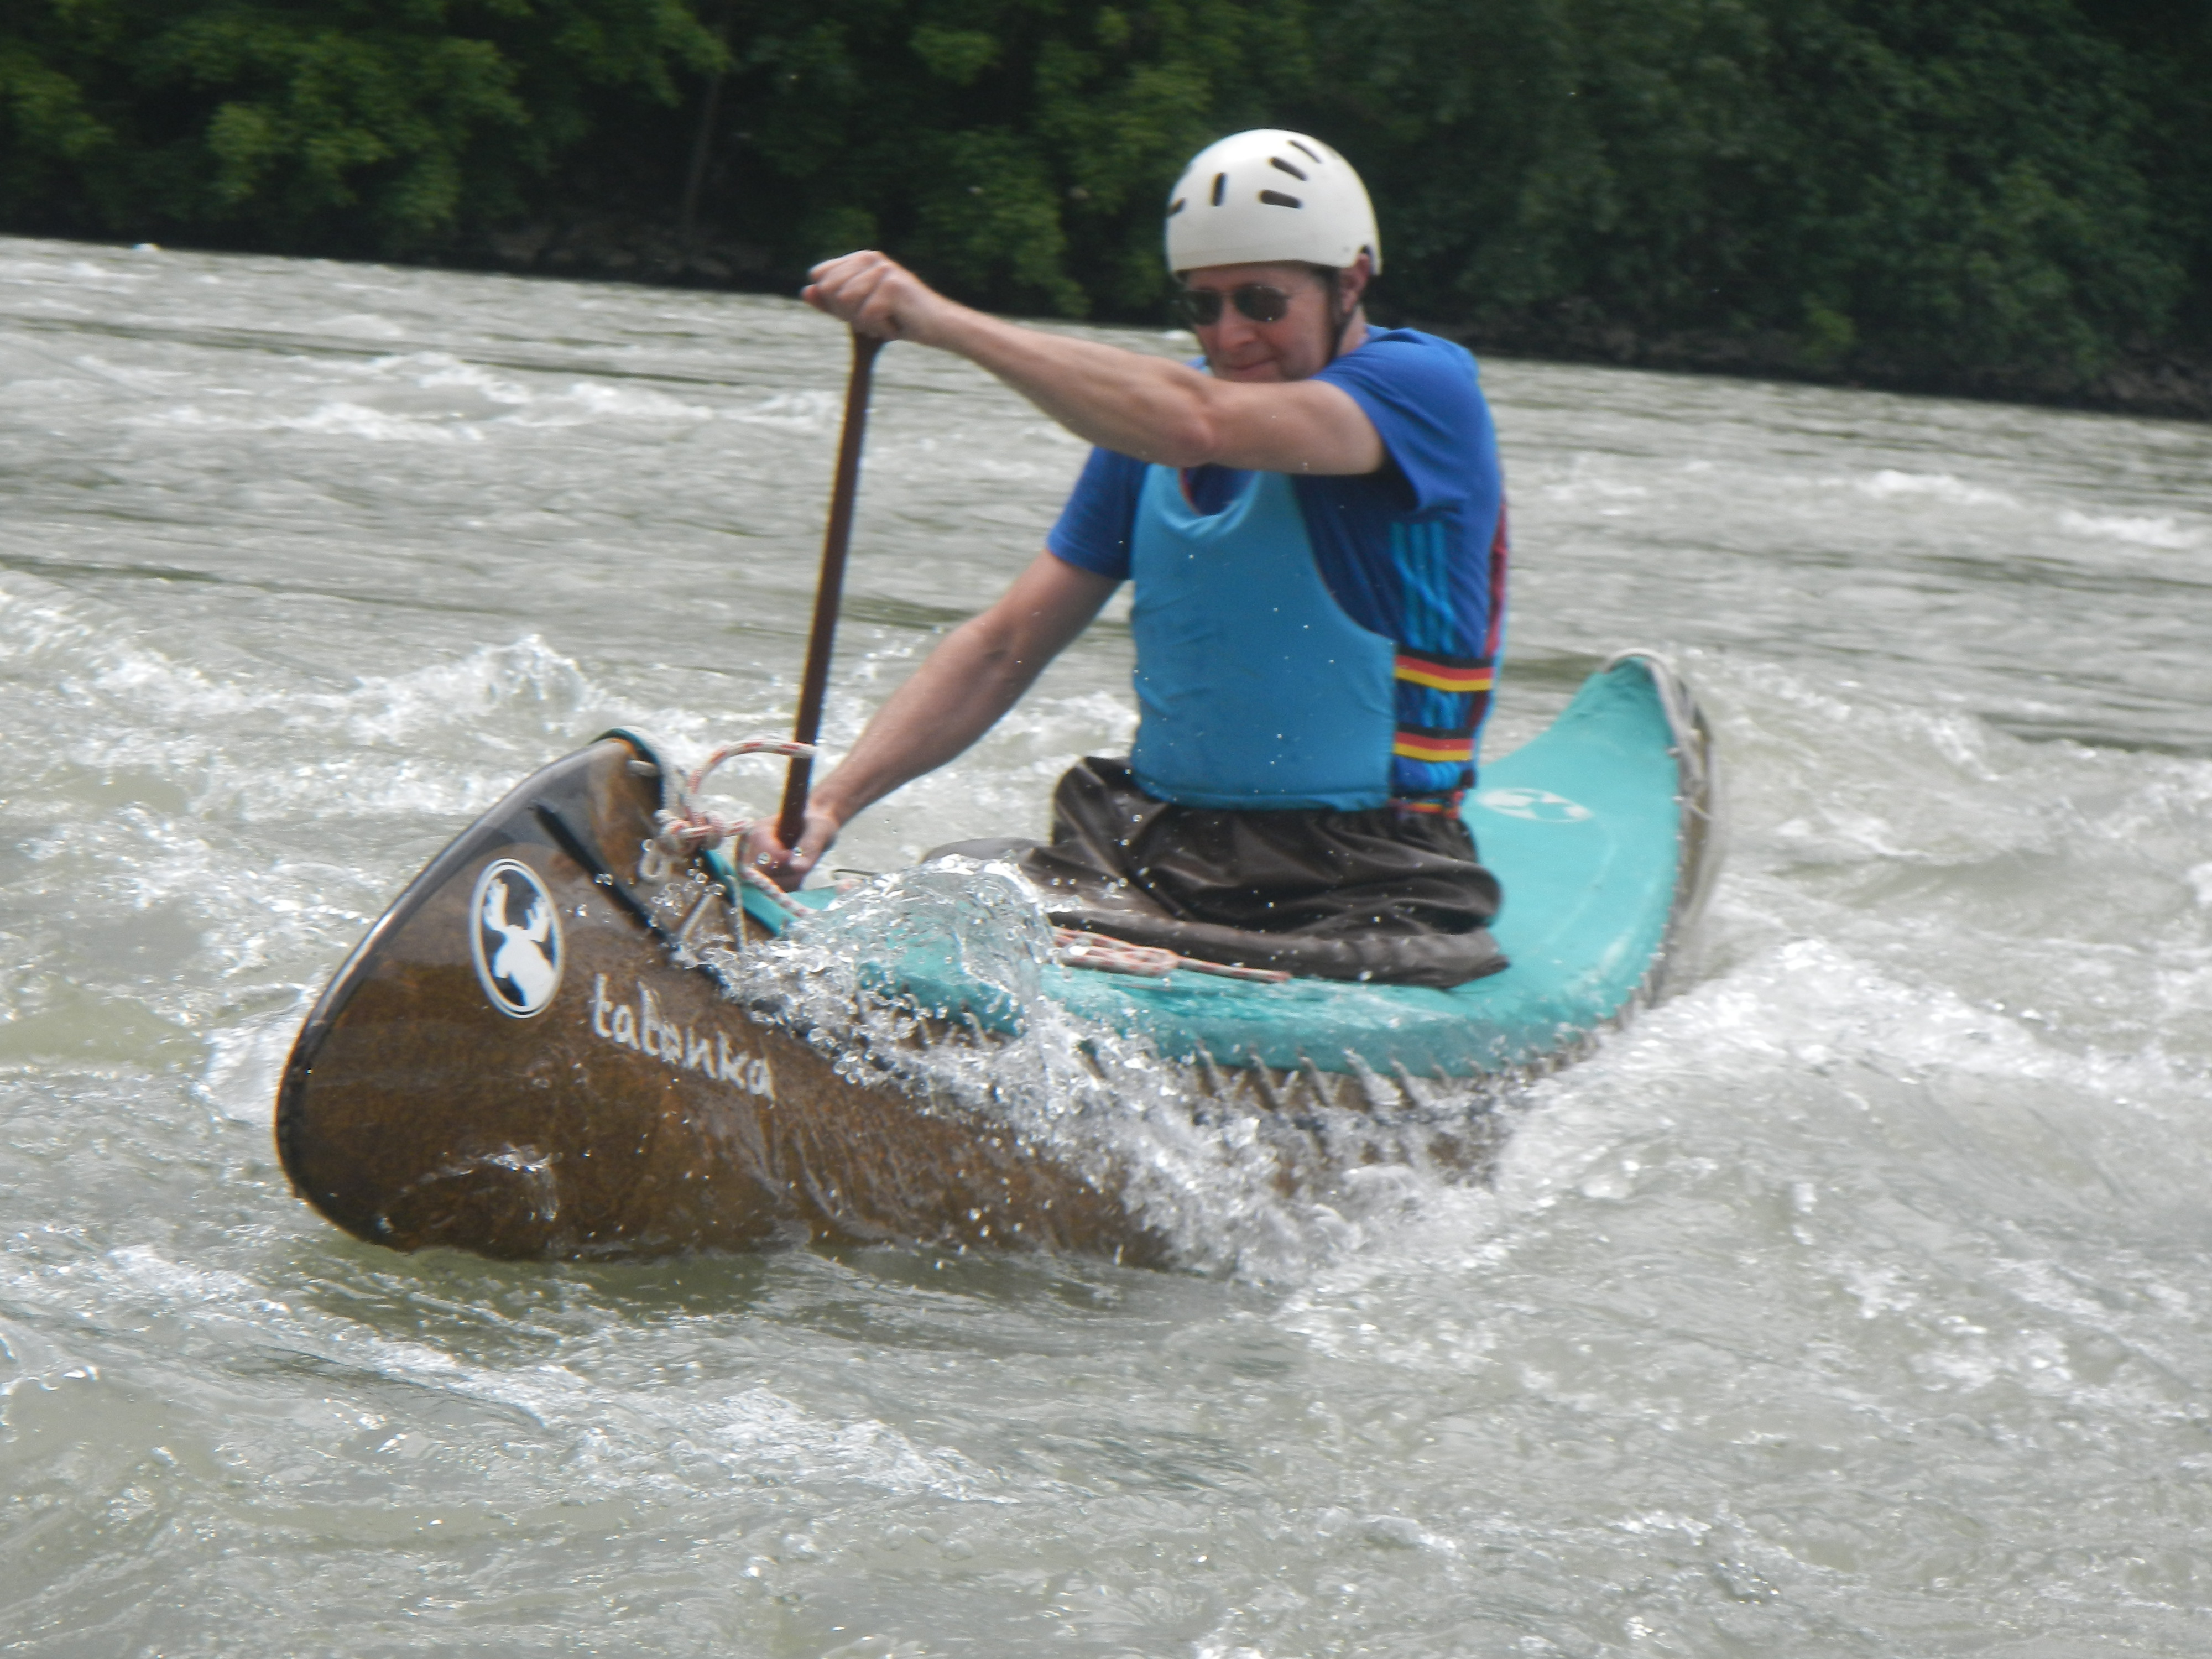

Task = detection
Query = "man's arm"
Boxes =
[803,252,1383,477]
[748,551,1119,884]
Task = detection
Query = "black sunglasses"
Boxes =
[1172,283,1295,327]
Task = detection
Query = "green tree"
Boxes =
[1317,0,2185,379]
[707,0,1312,316]
[1760,0,2180,378]
[0,0,722,251]
[2079,0,2212,348]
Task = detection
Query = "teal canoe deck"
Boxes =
[738,654,1715,1080]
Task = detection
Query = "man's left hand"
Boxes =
[802,251,953,344]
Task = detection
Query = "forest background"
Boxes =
[3,0,2208,414]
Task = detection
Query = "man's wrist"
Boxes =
[906,294,991,357]
[802,789,852,833]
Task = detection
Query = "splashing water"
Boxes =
[702,859,1473,1280]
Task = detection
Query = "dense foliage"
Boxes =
[0,0,721,249]
[3,0,2207,392]
[1318,0,2206,381]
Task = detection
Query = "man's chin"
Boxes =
[1212,361,1289,383]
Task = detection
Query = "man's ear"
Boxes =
[1340,252,1374,310]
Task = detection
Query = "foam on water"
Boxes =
[4,234,2212,1655]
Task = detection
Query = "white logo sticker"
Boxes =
[471,859,564,1018]
[1477,787,1594,822]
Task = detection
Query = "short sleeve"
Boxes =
[1045,447,1147,581]
[1315,333,1495,518]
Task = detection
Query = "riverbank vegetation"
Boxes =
[4,0,2208,412]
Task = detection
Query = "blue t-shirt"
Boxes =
[1046,328,1509,802]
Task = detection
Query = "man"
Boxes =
[755,130,1510,988]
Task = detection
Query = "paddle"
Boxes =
[776,328,886,862]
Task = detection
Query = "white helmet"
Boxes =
[1164,130,1381,276]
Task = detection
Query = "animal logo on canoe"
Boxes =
[470,859,562,1017]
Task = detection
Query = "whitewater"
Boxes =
[2,236,2210,1656]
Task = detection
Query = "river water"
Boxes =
[2,234,2209,1656]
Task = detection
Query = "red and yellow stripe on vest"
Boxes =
[1392,726,1475,764]
[1389,650,1491,811]
[1393,651,1495,696]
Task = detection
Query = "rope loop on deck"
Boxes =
[1052,928,1290,984]
[642,737,818,906]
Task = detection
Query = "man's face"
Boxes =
[1180,261,1347,383]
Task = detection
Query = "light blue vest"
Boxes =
[1127,465,1396,811]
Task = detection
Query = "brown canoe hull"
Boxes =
[274,736,1167,1264]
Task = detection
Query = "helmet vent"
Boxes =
[1210,173,1227,206]
[1167,197,1186,216]
[1258,190,1303,208]
[1269,156,1308,181]
[1288,139,1322,163]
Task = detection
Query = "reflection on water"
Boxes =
[2,234,2211,1655]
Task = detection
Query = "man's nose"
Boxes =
[1211,310,1262,351]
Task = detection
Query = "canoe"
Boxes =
[275,650,1717,1265]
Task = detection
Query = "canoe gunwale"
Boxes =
[1600,646,1723,1008]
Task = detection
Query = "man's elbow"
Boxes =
[951,611,1042,680]
[1146,405,1224,470]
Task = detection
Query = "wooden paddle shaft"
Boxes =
[778,330,886,851]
